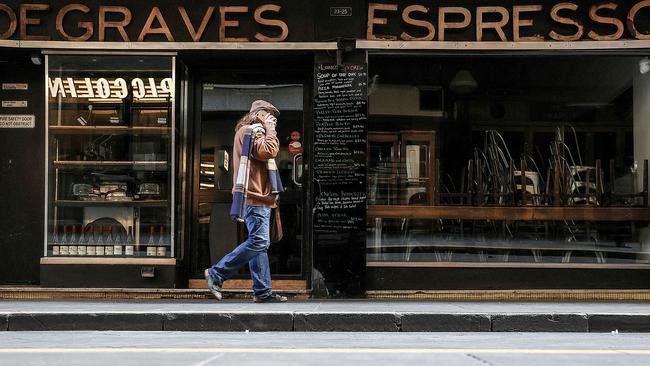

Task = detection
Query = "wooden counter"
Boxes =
[367,205,650,221]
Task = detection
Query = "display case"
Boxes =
[44,53,176,261]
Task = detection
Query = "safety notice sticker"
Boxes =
[0,115,35,128]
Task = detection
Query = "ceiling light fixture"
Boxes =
[449,69,478,95]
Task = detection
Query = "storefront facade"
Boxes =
[1,1,650,296]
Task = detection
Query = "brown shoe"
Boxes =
[253,293,287,303]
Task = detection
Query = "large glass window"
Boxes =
[367,56,650,268]
[45,54,175,259]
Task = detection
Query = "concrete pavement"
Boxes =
[1,300,650,332]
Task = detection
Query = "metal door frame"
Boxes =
[187,63,313,284]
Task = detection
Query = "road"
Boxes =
[0,331,649,365]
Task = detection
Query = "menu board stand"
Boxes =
[312,61,368,294]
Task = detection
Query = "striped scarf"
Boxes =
[230,123,284,222]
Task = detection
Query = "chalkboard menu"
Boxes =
[313,63,367,234]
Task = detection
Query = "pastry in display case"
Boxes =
[45,54,175,259]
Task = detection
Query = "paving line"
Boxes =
[0,348,649,355]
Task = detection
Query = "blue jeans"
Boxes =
[208,206,272,298]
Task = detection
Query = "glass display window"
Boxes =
[44,53,176,259]
[367,55,650,269]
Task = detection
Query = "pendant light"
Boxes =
[449,69,478,95]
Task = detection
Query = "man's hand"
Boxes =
[262,113,277,131]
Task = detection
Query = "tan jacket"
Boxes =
[232,124,280,207]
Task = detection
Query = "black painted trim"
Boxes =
[366,267,650,290]
[40,264,177,288]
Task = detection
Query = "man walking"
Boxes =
[205,100,287,303]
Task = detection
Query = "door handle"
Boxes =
[292,153,303,188]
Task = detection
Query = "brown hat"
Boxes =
[249,100,280,116]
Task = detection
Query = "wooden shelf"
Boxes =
[47,243,172,247]
[54,200,168,207]
[49,125,171,135]
[40,257,176,265]
[53,160,167,169]
[368,205,650,222]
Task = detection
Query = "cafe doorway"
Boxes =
[188,69,311,291]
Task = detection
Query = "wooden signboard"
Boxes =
[0,1,649,43]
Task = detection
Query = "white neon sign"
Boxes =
[47,77,173,101]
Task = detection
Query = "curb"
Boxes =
[491,314,588,332]
[294,313,400,332]
[588,314,650,333]
[2,312,649,332]
[400,313,491,332]
[7,313,163,331]
[163,313,294,332]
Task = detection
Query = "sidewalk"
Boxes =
[1,300,650,332]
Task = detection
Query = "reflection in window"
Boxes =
[195,84,305,276]
[367,56,650,267]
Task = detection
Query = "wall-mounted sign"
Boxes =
[330,7,352,17]
[0,1,649,43]
[1,83,28,90]
[0,3,289,42]
[313,63,367,234]
[47,77,173,101]
[367,1,650,42]
[1,100,27,107]
[0,114,35,128]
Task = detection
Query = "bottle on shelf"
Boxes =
[157,225,167,257]
[86,224,96,256]
[77,225,87,256]
[68,225,78,256]
[60,224,69,256]
[50,224,60,256]
[146,225,156,257]
[113,226,123,256]
[49,224,60,244]
[96,224,105,256]
[125,226,135,256]
[104,225,115,256]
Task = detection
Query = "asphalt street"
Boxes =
[0,331,649,365]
